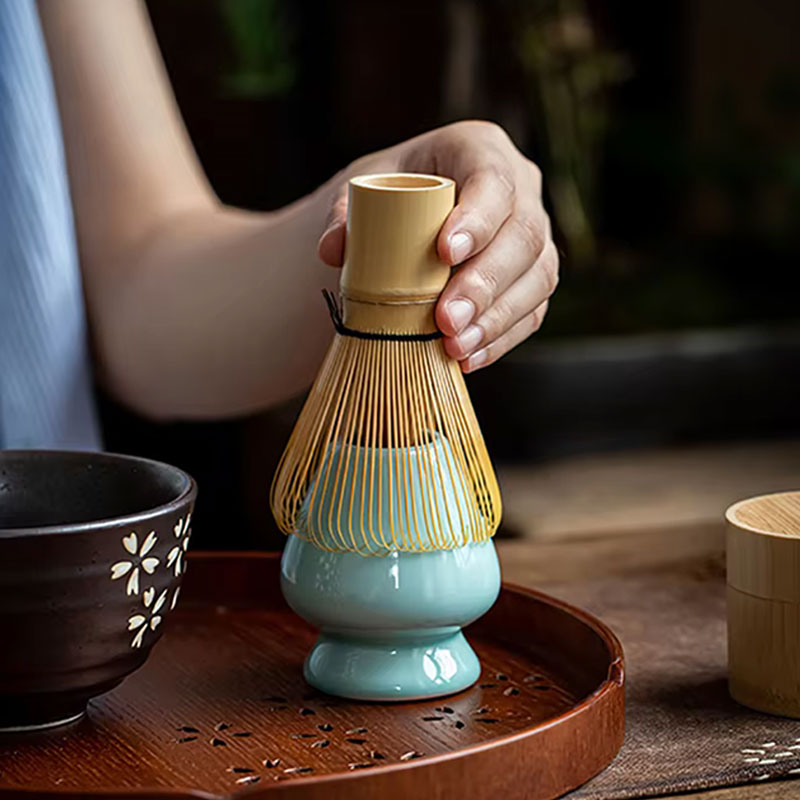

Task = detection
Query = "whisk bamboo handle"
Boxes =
[341,174,456,334]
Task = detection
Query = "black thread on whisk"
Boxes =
[322,289,443,342]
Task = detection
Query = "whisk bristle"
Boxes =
[270,333,501,555]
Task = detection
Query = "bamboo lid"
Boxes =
[726,491,800,717]
[726,491,800,602]
[340,174,455,333]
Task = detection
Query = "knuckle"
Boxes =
[475,268,498,305]
[528,160,542,191]
[542,209,553,239]
[433,124,463,155]
[512,212,546,258]
[490,164,516,199]
[471,162,514,201]
[442,120,498,147]
[465,119,508,141]
[325,191,348,228]
[462,263,501,309]
[475,261,502,299]
[479,296,514,341]
[480,351,501,370]
[468,342,500,372]
[443,119,471,135]
[540,244,560,296]
[485,121,512,147]
[465,206,495,244]
[530,305,547,333]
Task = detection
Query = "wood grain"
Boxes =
[342,174,454,310]
[727,491,800,717]
[0,552,623,800]
[728,491,800,537]
[499,454,800,800]
[498,521,725,586]
[498,440,800,542]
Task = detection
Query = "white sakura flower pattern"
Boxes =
[128,586,168,648]
[167,512,192,577]
[110,531,159,596]
[110,511,192,647]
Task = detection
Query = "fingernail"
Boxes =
[456,324,483,354]
[446,299,474,333]
[449,231,474,264]
[467,347,488,371]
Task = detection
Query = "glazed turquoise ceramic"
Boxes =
[296,433,480,554]
[280,438,501,701]
[281,538,499,700]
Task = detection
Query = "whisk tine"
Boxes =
[271,335,501,554]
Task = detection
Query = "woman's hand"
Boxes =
[318,121,558,372]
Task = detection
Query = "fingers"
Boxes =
[461,300,550,373]
[436,199,551,337]
[318,184,349,267]
[318,121,556,372]
[443,238,558,362]
[437,165,516,267]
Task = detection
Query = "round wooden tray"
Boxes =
[0,552,624,800]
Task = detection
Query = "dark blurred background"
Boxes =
[101,0,800,550]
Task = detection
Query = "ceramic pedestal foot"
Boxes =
[304,628,480,701]
[281,536,500,702]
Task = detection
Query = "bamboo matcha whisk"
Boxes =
[270,174,501,555]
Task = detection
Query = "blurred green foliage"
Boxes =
[517,0,629,269]
[510,0,800,337]
[218,0,294,97]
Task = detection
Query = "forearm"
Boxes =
[38,0,336,418]
[92,188,338,420]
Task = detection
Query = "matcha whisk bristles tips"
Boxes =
[270,174,501,555]
[271,332,499,552]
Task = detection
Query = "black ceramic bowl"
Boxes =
[0,450,196,732]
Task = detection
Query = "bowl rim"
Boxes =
[0,449,197,538]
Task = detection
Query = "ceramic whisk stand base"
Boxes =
[281,536,501,702]
[304,628,480,701]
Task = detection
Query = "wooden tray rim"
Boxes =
[1,551,625,799]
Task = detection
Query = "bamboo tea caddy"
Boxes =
[271,173,502,700]
[727,491,800,717]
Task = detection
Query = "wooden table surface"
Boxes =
[495,438,800,800]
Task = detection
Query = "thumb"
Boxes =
[318,184,348,267]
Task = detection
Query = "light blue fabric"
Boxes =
[0,0,101,449]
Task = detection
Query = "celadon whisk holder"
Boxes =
[272,173,503,701]
[281,438,501,701]
[281,541,500,700]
